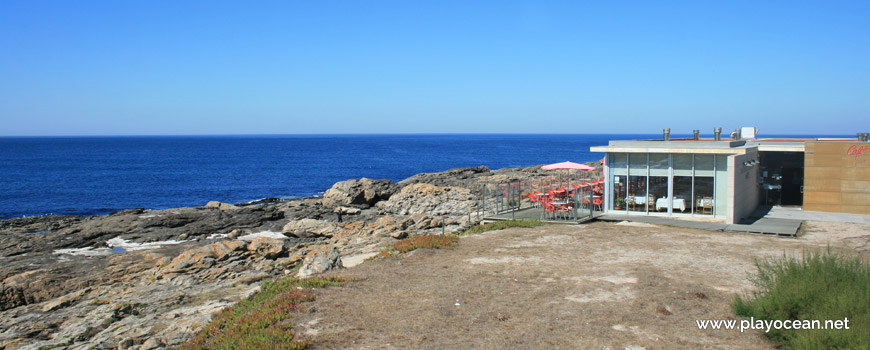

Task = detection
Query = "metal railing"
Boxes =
[477,175,601,222]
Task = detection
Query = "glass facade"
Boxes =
[608,152,730,218]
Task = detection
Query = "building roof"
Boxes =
[591,137,861,154]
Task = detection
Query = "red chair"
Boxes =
[592,197,603,211]
[541,201,556,220]
[555,201,574,220]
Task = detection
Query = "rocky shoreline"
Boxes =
[0,164,600,350]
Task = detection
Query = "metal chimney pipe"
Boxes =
[663,128,671,141]
[714,127,721,141]
[693,130,699,140]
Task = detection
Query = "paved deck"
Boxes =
[598,210,801,237]
[762,206,870,224]
[486,206,814,237]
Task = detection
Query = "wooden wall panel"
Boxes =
[804,142,870,214]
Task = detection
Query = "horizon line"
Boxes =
[0,132,857,138]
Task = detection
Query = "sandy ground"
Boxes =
[295,220,870,350]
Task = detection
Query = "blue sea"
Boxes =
[0,134,630,219]
[1,133,844,219]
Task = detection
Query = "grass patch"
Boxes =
[460,220,545,236]
[179,276,350,350]
[732,249,869,349]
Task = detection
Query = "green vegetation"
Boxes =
[732,249,869,349]
[460,220,545,235]
[180,276,350,350]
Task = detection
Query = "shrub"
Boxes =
[179,276,349,350]
[460,220,545,236]
[732,249,869,349]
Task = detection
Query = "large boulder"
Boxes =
[296,246,343,278]
[247,237,286,259]
[163,240,247,272]
[321,178,397,208]
[282,219,340,238]
[377,183,476,216]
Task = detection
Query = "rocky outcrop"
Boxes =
[247,237,287,259]
[296,246,343,278]
[0,164,575,349]
[205,201,241,210]
[282,219,340,238]
[378,183,476,216]
[163,240,247,273]
[399,165,492,188]
[321,178,398,208]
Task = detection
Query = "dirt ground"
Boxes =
[296,220,870,350]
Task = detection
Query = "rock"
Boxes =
[282,219,339,238]
[41,290,85,312]
[118,337,135,349]
[163,240,247,272]
[371,216,401,237]
[377,183,476,216]
[228,228,251,239]
[296,246,343,278]
[321,178,398,208]
[205,201,241,211]
[247,237,286,259]
[398,166,492,188]
[334,206,362,215]
[341,252,379,268]
[139,337,165,350]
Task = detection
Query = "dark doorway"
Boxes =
[780,167,803,206]
[759,151,804,206]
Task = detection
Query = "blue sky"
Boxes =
[1,1,868,136]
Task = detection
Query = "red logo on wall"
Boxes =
[846,144,869,159]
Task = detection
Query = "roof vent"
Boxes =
[663,128,670,141]
[714,127,722,141]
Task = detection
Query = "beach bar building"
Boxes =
[590,128,870,224]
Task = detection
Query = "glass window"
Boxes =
[649,154,668,176]
[612,175,627,210]
[673,154,692,176]
[649,176,668,212]
[627,175,647,212]
[673,176,693,213]
[610,153,627,175]
[629,153,647,176]
[695,154,714,176]
[695,177,714,215]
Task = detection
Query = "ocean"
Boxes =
[0,134,638,219]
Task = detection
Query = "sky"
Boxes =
[1,0,868,136]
